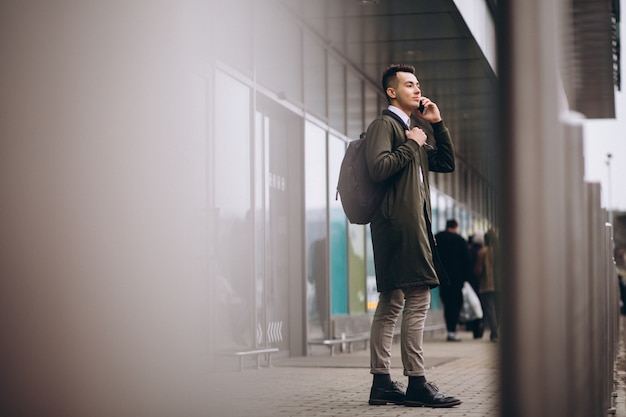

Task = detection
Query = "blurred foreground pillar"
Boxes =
[0,3,211,416]
[499,1,619,416]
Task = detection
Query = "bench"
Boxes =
[219,347,279,371]
[307,332,370,356]
[308,314,372,356]
[306,313,442,356]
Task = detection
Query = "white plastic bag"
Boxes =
[459,282,483,322]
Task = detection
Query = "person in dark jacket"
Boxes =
[474,229,500,342]
[467,232,485,338]
[366,64,461,408]
[435,219,471,341]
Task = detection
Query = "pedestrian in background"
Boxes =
[435,219,471,342]
[467,232,485,338]
[366,64,461,408]
[474,229,499,342]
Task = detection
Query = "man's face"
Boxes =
[388,71,421,113]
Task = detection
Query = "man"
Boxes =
[366,64,461,408]
[435,219,471,342]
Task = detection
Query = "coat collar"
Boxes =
[382,108,411,129]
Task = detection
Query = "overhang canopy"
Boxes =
[283,0,499,183]
[282,0,619,184]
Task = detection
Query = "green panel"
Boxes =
[330,210,348,315]
[430,287,441,310]
[366,226,378,313]
[348,223,366,314]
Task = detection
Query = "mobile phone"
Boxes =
[418,101,426,114]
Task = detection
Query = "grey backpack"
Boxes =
[335,132,387,224]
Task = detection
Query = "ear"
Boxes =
[386,87,396,99]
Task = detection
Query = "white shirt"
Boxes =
[387,106,425,183]
[388,105,411,128]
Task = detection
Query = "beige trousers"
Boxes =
[370,286,431,376]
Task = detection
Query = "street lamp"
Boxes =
[607,153,613,224]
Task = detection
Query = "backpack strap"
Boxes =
[381,109,410,129]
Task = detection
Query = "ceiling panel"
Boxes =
[282,0,500,186]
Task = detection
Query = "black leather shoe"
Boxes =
[404,382,461,408]
[368,381,406,405]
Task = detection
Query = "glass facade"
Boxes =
[305,121,329,339]
[348,223,367,314]
[213,70,254,351]
[206,0,497,357]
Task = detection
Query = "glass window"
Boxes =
[438,170,448,196]
[454,204,461,229]
[329,134,347,315]
[305,121,329,339]
[472,175,481,213]
[346,70,363,139]
[328,57,346,134]
[479,182,485,217]
[464,167,471,209]
[348,223,366,314]
[430,188,439,234]
[213,69,253,350]
[254,94,302,351]
[430,190,442,310]
[437,193,448,232]
[364,83,381,128]
[304,35,327,120]
[462,164,469,206]
[366,227,377,313]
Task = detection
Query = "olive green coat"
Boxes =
[365,110,455,292]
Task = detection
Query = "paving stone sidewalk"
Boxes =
[207,331,500,417]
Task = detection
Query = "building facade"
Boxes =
[204,0,499,360]
[1,1,620,415]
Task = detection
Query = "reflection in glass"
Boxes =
[256,94,295,351]
[431,188,440,236]
[214,70,253,350]
[366,227,377,313]
[348,223,366,313]
[305,121,329,338]
[437,192,448,232]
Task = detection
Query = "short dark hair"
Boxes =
[382,64,416,103]
[445,219,458,229]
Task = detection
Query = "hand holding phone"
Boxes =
[415,97,442,123]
